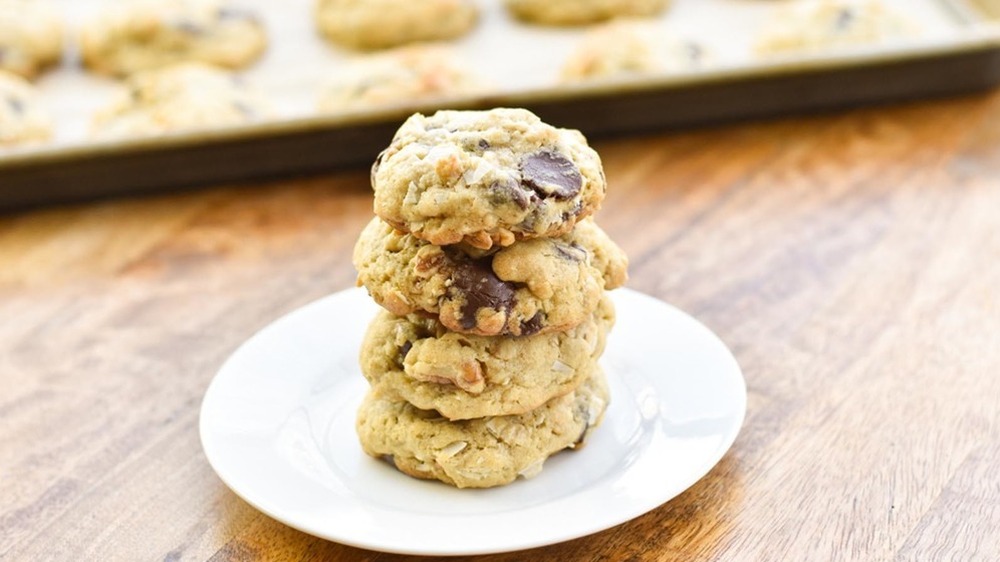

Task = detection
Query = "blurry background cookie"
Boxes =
[755,0,917,55]
[91,62,271,138]
[81,0,267,76]
[0,0,63,79]
[317,44,485,113]
[0,70,53,146]
[314,0,478,51]
[561,19,709,82]
[503,0,670,26]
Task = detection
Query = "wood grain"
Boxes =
[2,93,1000,561]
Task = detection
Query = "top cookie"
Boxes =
[315,0,478,51]
[503,0,671,26]
[372,108,606,249]
[0,0,63,79]
[81,0,266,76]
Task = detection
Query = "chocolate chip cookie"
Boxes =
[371,108,606,250]
[315,0,478,51]
[503,0,670,26]
[361,294,614,419]
[91,62,271,138]
[562,19,710,82]
[317,44,485,113]
[755,0,916,56]
[356,367,609,488]
[353,217,628,337]
[0,0,63,79]
[0,70,52,146]
[81,0,266,76]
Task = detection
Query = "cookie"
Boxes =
[356,367,609,488]
[353,217,627,336]
[318,44,486,113]
[0,0,63,79]
[81,0,266,77]
[503,0,670,26]
[361,293,614,419]
[372,108,606,249]
[755,0,916,55]
[315,0,477,51]
[0,70,52,146]
[91,62,271,138]
[562,19,709,82]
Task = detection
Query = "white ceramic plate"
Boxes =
[199,287,746,556]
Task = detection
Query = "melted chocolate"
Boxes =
[397,340,413,366]
[520,151,582,200]
[488,180,531,210]
[6,96,24,115]
[450,258,516,330]
[519,312,544,336]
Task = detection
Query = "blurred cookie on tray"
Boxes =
[0,69,53,147]
[315,0,478,51]
[0,0,63,79]
[317,44,486,113]
[755,0,918,56]
[81,0,267,77]
[503,0,671,26]
[561,19,710,83]
[90,62,271,138]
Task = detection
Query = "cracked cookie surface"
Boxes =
[91,62,271,138]
[0,70,52,146]
[356,367,609,488]
[81,0,266,76]
[360,294,614,420]
[503,0,670,26]
[353,217,627,336]
[371,108,606,249]
[0,0,63,79]
[315,0,477,51]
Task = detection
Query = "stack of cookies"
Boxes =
[352,108,628,488]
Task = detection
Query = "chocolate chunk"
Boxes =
[478,138,490,150]
[488,180,531,210]
[520,151,582,200]
[173,20,205,35]
[519,312,544,336]
[232,100,256,118]
[835,7,856,30]
[450,259,516,330]
[685,43,704,64]
[217,7,257,22]
[6,96,24,115]
[560,201,584,221]
[371,149,386,186]
[553,242,585,262]
[397,341,413,365]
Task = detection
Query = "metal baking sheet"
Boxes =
[1,0,999,209]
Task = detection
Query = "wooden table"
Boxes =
[2,93,999,562]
